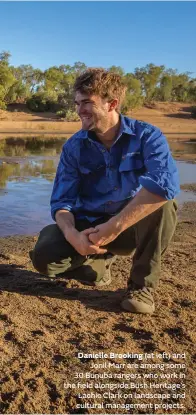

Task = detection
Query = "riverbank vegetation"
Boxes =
[0,51,196,120]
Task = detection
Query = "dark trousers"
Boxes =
[30,200,177,289]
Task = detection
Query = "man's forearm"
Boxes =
[109,187,168,233]
[55,210,79,241]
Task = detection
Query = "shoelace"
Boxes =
[126,285,154,303]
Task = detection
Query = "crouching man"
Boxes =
[30,68,180,314]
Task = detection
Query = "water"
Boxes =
[0,138,196,237]
[0,138,62,236]
[177,161,196,204]
[169,140,196,156]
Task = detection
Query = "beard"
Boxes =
[81,110,109,133]
[81,116,94,130]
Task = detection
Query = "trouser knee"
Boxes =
[29,224,67,275]
[30,224,84,276]
[30,246,50,275]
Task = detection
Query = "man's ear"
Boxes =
[108,99,118,112]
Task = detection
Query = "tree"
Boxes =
[1,49,196,111]
[170,73,190,102]
[187,79,196,103]
[0,85,6,109]
[159,75,173,101]
[0,60,16,108]
[72,61,87,74]
[59,64,73,74]
[5,80,28,104]
[108,66,125,76]
[122,74,143,112]
[44,66,65,92]
[135,63,165,102]
[26,90,58,112]
[16,65,44,92]
[0,51,11,65]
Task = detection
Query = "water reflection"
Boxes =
[0,137,66,157]
[169,140,196,154]
[0,138,63,188]
[169,140,196,160]
[0,160,56,188]
[0,137,196,237]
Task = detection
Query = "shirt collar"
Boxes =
[117,114,136,138]
[81,114,136,141]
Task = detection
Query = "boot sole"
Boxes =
[121,298,155,314]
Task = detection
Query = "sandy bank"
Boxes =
[0,102,196,141]
[0,201,195,414]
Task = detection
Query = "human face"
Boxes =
[74,91,110,132]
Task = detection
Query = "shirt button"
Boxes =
[101,149,106,153]
[114,187,118,190]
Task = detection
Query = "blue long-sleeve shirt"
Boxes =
[51,115,180,222]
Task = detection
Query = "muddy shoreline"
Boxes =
[181,183,196,193]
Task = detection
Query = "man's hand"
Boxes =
[66,227,108,256]
[84,221,121,247]
[56,210,107,256]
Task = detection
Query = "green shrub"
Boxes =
[65,110,80,122]
[26,90,58,112]
[0,85,6,109]
[0,100,6,110]
[56,109,66,118]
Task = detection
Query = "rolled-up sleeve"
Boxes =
[139,127,180,199]
[50,143,80,221]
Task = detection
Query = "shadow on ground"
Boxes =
[0,264,124,313]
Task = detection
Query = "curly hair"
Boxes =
[73,68,127,112]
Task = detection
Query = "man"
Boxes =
[30,68,180,314]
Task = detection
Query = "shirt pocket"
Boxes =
[119,157,145,184]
